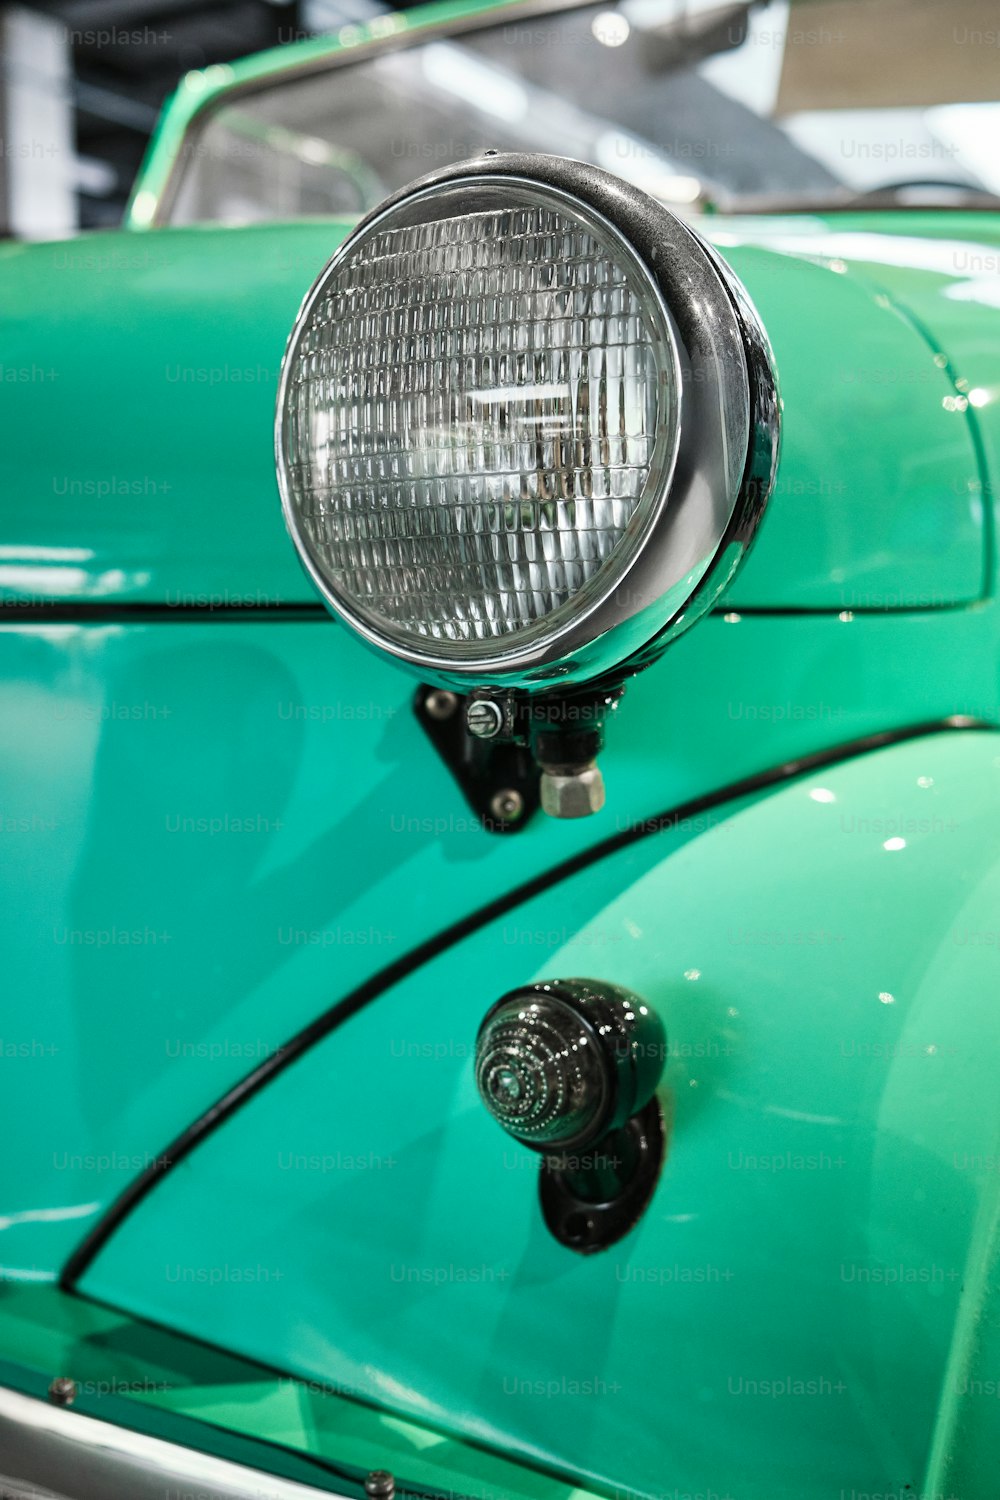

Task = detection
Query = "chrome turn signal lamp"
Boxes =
[475,980,667,1253]
[276,152,780,821]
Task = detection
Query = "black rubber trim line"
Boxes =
[0,599,978,623]
[60,714,991,1289]
[0,600,327,622]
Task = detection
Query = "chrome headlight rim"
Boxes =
[276,166,684,677]
[275,151,778,689]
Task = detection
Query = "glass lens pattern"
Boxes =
[475,995,607,1147]
[280,182,677,660]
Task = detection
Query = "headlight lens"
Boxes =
[279,178,680,666]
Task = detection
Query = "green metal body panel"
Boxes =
[4,602,1000,1278]
[4,0,1000,1489]
[76,730,1000,1499]
[0,1281,603,1500]
[0,225,340,609]
[0,215,993,611]
[718,212,1000,602]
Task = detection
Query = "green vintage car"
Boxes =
[3,0,1000,1495]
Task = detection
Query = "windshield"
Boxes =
[165,0,1000,224]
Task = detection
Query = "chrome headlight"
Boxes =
[276,153,779,819]
[277,152,778,688]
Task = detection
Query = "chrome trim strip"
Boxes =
[0,1385,351,1500]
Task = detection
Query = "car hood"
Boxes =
[0,209,994,614]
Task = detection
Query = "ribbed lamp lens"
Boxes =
[475,994,608,1148]
[279,178,679,665]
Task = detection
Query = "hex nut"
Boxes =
[48,1377,78,1407]
[540,763,605,818]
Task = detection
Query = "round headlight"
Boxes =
[277,153,778,691]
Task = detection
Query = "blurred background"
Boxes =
[3,0,1000,237]
[0,0,394,233]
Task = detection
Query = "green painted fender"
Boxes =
[0,216,987,611]
[80,727,1000,1499]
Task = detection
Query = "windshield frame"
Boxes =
[126,0,589,230]
[129,0,1000,230]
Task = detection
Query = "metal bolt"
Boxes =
[48,1377,78,1407]
[483,148,499,157]
[364,1472,396,1500]
[424,689,458,722]
[490,788,524,823]
[540,763,606,818]
[466,699,503,740]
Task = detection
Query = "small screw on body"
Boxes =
[490,788,524,823]
[424,689,458,722]
[48,1377,78,1407]
[466,699,504,740]
[364,1472,396,1500]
